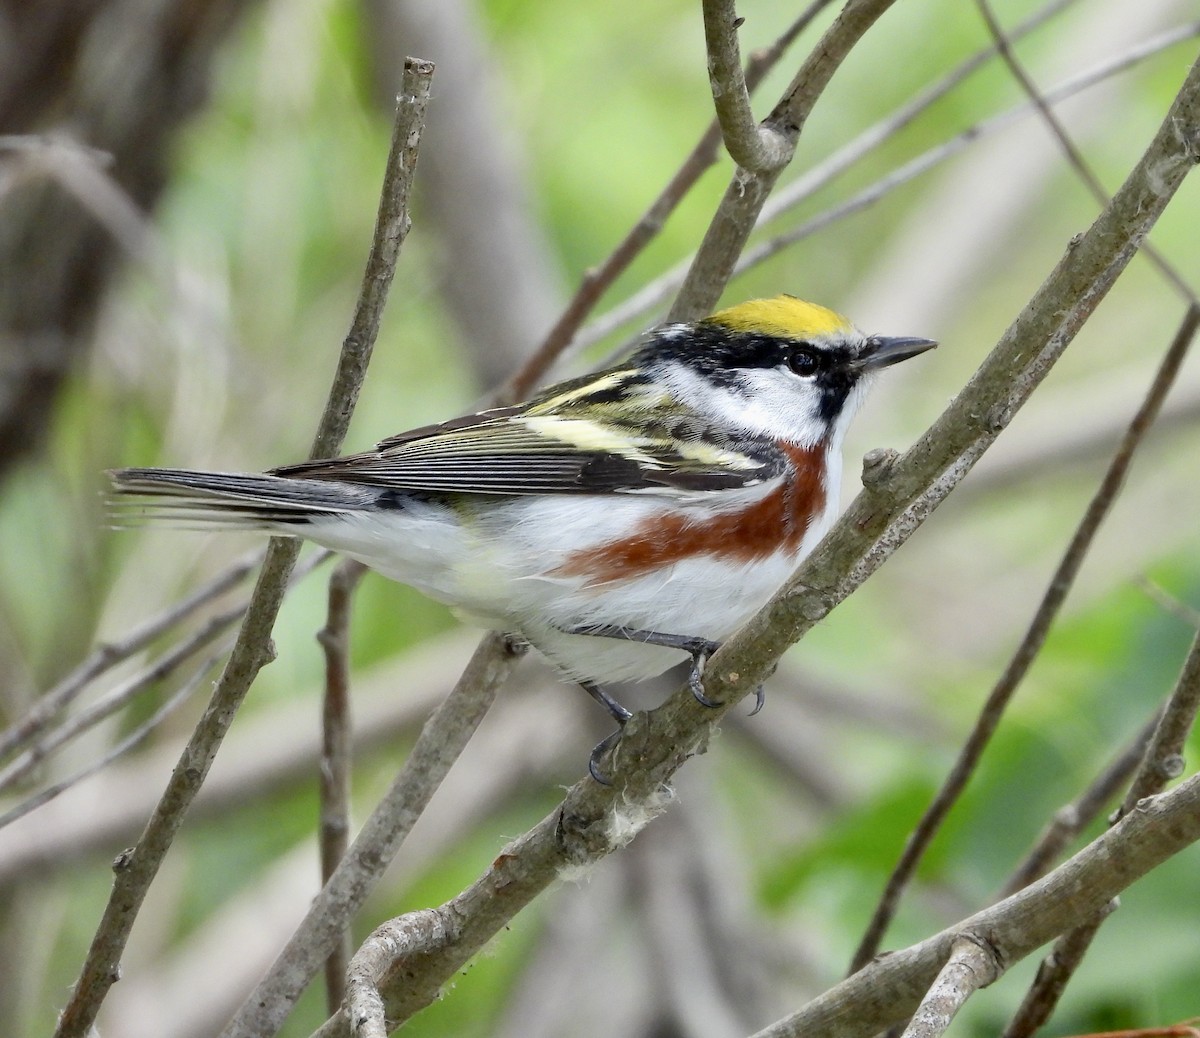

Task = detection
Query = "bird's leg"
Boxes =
[565,623,765,714]
[579,679,633,725]
[580,680,630,785]
[563,624,722,706]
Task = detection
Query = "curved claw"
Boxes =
[748,683,766,716]
[588,729,623,785]
[686,641,723,708]
[689,666,721,708]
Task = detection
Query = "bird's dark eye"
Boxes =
[786,346,821,377]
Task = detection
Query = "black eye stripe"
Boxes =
[785,345,821,377]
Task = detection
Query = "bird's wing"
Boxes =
[273,374,783,496]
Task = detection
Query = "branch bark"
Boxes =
[900,936,1002,1038]
[1003,615,1200,1037]
[701,0,792,172]
[317,559,367,1014]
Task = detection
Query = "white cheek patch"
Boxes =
[658,361,827,445]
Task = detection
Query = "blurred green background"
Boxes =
[2,0,1199,1035]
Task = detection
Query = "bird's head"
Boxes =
[640,295,937,447]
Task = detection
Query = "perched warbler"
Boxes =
[111,295,935,778]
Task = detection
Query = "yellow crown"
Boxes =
[706,295,853,339]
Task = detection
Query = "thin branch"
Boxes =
[0,632,489,885]
[308,61,432,462]
[573,15,1199,359]
[998,711,1159,898]
[314,559,364,1012]
[54,543,300,1038]
[1003,584,1200,1038]
[670,0,901,320]
[317,559,367,1015]
[702,0,792,172]
[847,303,1200,974]
[1123,623,1200,811]
[219,631,526,1038]
[1137,578,1200,629]
[1000,901,1117,1038]
[750,775,1200,1038]
[0,547,264,764]
[0,658,220,831]
[900,935,1002,1038]
[0,610,238,795]
[0,551,330,799]
[976,0,1197,304]
[51,58,435,1038]
[500,1,834,401]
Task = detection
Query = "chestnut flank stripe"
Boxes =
[553,442,826,584]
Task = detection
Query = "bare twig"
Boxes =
[309,64,431,461]
[1003,591,1200,1038]
[701,0,792,172]
[976,0,1197,303]
[51,59,435,1038]
[750,775,1200,1038]
[0,551,330,799]
[847,303,1200,974]
[900,935,1002,1038]
[317,559,367,1014]
[0,631,489,886]
[0,658,220,831]
[1000,901,1117,1038]
[999,711,1159,897]
[1137,578,1200,629]
[220,631,525,1038]
[576,17,1200,357]
[500,1,834,401]
[670,0,901,320]
[0,547,263,764]
[1124,626,1200,811]
[0,610,239,795]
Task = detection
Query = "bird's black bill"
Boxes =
[857,335,938,370]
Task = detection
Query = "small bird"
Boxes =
[110,295,935,778]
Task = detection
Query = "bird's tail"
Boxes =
[108,467,381,530]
